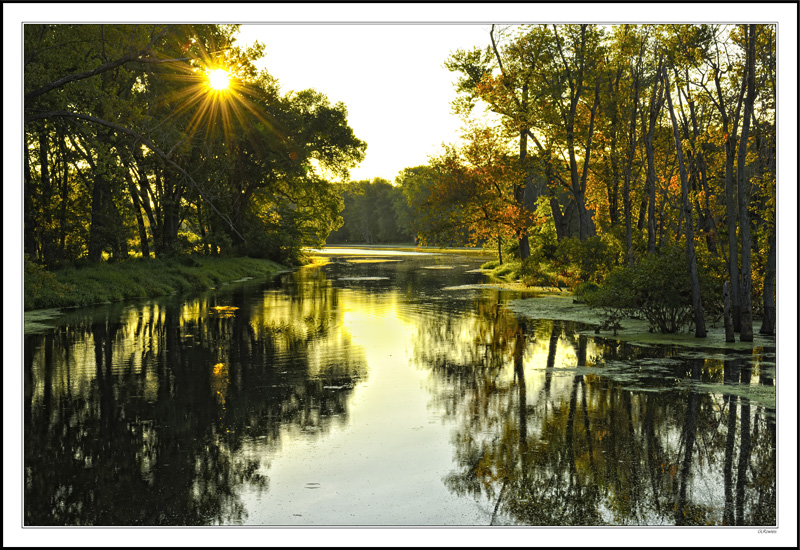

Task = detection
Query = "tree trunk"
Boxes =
[723,280,735,342]
[517,86,531,261]
[643,57,664,254]
[760,223,776,336]
[131,146,160,251]
[24,138,36,258]
[122,162,150,258]
[736,25,757,342]
[38,127,58,265]
[714,61,748,334]
[497,234,503,265]
[197,200,210,256]
[663,66,706,337]
[623,72,640,267]
[87,169,108,262]
[108,195,128,260]
[570,80,600,241]
[58,134,70,262]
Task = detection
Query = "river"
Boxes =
[23,248,776,526]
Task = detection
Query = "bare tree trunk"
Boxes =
[57,134,70,262]
[122,160,150,258]
[497,234,503,265]
[623,65,641,266]
[38,126,58,265]
[723,281,735,342]
[24,137,36,258]
[736,25,757,342]
[517,126,531,260]
[760,226,776,335]
[643,57,664,253]
[663,66,706,337]
[712,52,748,333]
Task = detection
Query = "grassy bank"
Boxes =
[24,256,287,311]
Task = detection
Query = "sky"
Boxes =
[4,3,798,548]
[235,23,495,182]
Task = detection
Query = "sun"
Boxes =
[207,68,231,91]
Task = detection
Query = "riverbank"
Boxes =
[24,256,288,312]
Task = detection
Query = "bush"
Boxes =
[574,281,600,304]
[553,235,619,286]
[519,257,546,287]
[589,246,699,333]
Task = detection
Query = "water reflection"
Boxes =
[25,267,366,525]
[24,252,776,526]
[417,301,777,526]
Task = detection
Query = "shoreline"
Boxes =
[24,256,288,314]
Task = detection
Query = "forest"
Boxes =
[24,24,366,266]
[23,24,776,341]
[396,24,776,341]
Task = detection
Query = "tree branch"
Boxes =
[25,109,245,243]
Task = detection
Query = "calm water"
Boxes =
[24,250,776,526]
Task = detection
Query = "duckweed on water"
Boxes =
[24,309,63,334]
[509,294,775,351]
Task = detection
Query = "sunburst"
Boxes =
[154,36,284,151]
[207,68,230,91]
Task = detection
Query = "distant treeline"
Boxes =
[326,178,415,245]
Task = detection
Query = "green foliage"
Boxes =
[24,257,76,310]
[481,260,501,270]
[551,235,620,287]
[484,260,521,282]
[327,178,414,244]
[588,246,713,333]
[24,24,366,269]
[574,281,601,304]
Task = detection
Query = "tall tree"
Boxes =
[735,24,758,341]
[663,65,707,337]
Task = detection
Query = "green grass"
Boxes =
[482,259,522,282]
[24,256,287,311]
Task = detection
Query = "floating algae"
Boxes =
[24,308,63,334]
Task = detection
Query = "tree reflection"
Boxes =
[24,266,366,525]
[416,292,777,526]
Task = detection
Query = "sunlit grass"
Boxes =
[24,257,285,311]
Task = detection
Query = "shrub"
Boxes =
[589,246,700,333]
[574,281,600,304]
[553,235,618,286]
[519,257,545,287]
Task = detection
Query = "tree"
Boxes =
[663,65,707,337]
[415,125,533,255]
[327,178,414,244]
[23,24,366,265]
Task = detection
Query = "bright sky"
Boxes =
[235,24,493,183]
